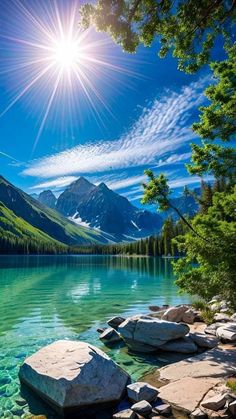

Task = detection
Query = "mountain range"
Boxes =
[0,174,200,253]
[45,177,163,240]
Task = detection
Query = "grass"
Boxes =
[201,307,215,325]
[192,299,208,311]
[226,377,236,394]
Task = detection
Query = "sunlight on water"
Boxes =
[0,255,190,417]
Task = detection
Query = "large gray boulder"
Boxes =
[19,340,130,414]
[118,315,189,352]
[162,305,189,322]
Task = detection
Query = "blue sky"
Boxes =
[0,0,218,207]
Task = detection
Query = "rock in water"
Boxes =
[108,316,126,329]
[19,340,130,415]
[118,315,189,352]
[127,382,158,402]
[99,327,122,344]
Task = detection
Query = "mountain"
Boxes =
[164,189,200,221]
[38,190,56,209]
[56,177,163,240]
[56,177,95,215]
[0,176,113,247]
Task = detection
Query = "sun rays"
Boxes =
[0,0,137,152]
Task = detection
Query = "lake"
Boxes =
[0,255,190,417]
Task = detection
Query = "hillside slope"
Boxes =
[0,176,111,245]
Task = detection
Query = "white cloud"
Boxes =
[30,176,78,190]
[22,77,208,180]
[169,175,213,189]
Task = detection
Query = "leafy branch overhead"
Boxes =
[80,0,236,72]
[187,45,236,179]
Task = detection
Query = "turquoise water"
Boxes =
[0,255,190,417]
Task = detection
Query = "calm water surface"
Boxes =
[0,255,190,417]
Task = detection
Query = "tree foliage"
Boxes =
[173,186,236,307]
[80,0,236,73]
[187,45,236,178]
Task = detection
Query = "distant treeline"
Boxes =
[0,218,186,256]
[0,227,68,255]
[73,219,187,257]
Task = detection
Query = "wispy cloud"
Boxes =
[30,176,78,190]
[22,77,208,181]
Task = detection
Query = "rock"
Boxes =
[149,306,161,312]
[118,316,189,352]
[204,323,225,336]
[152,403,171,415]
[220,308,229,313]
[207,410,230,418]
[19,340,130,414]
[159,336,198,353]
[99,327,122,344]
[230,313,236,321]
[229,400,236,416]
[108,316,126,329]
[189,333,219,349]
[113,409,136,419]
[182,309,196,324]
[162,305,189,322]
[158,348,236,383]
[127,382,158,403]
[211,303,221,312]
[97,328,105,333]
[158,377,220,413]
[131,400,152,416]
[201,394,226,411]
[190,407,207,418]
[214,313,231,323]
[216,323,236,342]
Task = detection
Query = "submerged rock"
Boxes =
[118,315,189,352]
[19,340,130,415]
[127,382,158,403]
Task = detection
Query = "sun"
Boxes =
[0,1,133,152]
[53,38,80,70]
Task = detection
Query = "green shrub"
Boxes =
[226,377,236,394]
[192,299,207,311]
[201,307,215,325]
